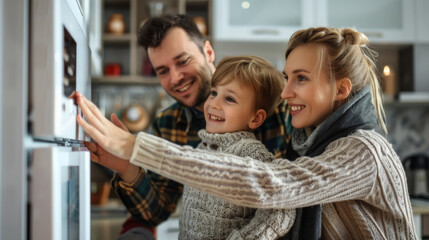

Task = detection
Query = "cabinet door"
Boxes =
[317,0,415,43]
[416,0,429,43]
[213,0,314,42]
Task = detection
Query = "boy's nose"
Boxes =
[210,98,221,110]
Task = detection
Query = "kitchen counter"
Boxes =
[411,198,429,239]
[91,199,129,240]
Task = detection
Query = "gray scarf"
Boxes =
[285,86,380,239]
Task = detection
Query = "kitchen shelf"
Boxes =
[96,0,212,85]
[92,75,159,85]
[102,33,134,43]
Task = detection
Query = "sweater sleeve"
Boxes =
[130,131,378,209]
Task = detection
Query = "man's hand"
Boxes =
[85,113,142,180]
[85,141,130,173]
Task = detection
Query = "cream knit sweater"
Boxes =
[179,130,295,239]
[131,130,417,239]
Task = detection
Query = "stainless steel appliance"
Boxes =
[403,153,429,198]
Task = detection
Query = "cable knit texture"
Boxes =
[131,129,417,239]
[177,130,295,240]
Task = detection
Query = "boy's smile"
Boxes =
[204,80,258,134]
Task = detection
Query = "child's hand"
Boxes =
[75,92,136,160]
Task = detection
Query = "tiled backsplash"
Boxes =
[385,104,429,159]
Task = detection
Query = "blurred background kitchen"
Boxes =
[87,0,429,239]
[2,0,429,239]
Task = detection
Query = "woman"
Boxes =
[76,27,417,239]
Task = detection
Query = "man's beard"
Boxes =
[178,61,212,109]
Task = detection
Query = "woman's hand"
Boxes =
[74,92,136,160]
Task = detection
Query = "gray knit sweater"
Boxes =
[179,130,295,240]
[131,130,417,239]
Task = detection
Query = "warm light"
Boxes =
[241,1,250,9]
[383,65,391,76]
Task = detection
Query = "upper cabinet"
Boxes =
[316,0,415,44]
[213,0,418,44]
[213,0,315,42]
[415,0,429,43]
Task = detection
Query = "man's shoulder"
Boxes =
[254,100,290,157]
[152,102,203,147]
[261,100,288,128]
[152,102,198,130]
[156,102,183,117]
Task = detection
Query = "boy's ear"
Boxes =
[249,109,266,130]
[335,78,352,101]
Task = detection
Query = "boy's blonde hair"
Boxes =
[212,55,285,117]
[286,27,387,134]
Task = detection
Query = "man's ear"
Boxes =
[335,78,352,101]
[203,40,215,64]
[248,109,266,130]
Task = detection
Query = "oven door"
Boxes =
[31,147,90,240]
[31,0,91,141]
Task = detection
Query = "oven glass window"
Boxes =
[62,166,80,240]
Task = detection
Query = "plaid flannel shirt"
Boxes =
[111,100,291,227]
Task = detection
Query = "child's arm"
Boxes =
[227,208,296,239]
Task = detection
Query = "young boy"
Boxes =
[179,55,295,239]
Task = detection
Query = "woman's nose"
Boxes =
[281,82,293,100]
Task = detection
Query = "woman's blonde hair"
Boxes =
[212,55,285,117]
[286,27,387,134]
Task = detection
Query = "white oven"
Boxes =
[29,0,91,239]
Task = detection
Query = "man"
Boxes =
[88,14,290,239]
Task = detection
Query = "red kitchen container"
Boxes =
[104,63,122,76]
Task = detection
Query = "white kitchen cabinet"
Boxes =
[213,0,417,44]
[316,0,415,44]
[415,0,429,43]
[213,0,315,42]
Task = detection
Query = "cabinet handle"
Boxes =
[362,32,383,38]
[252,29,280,35]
